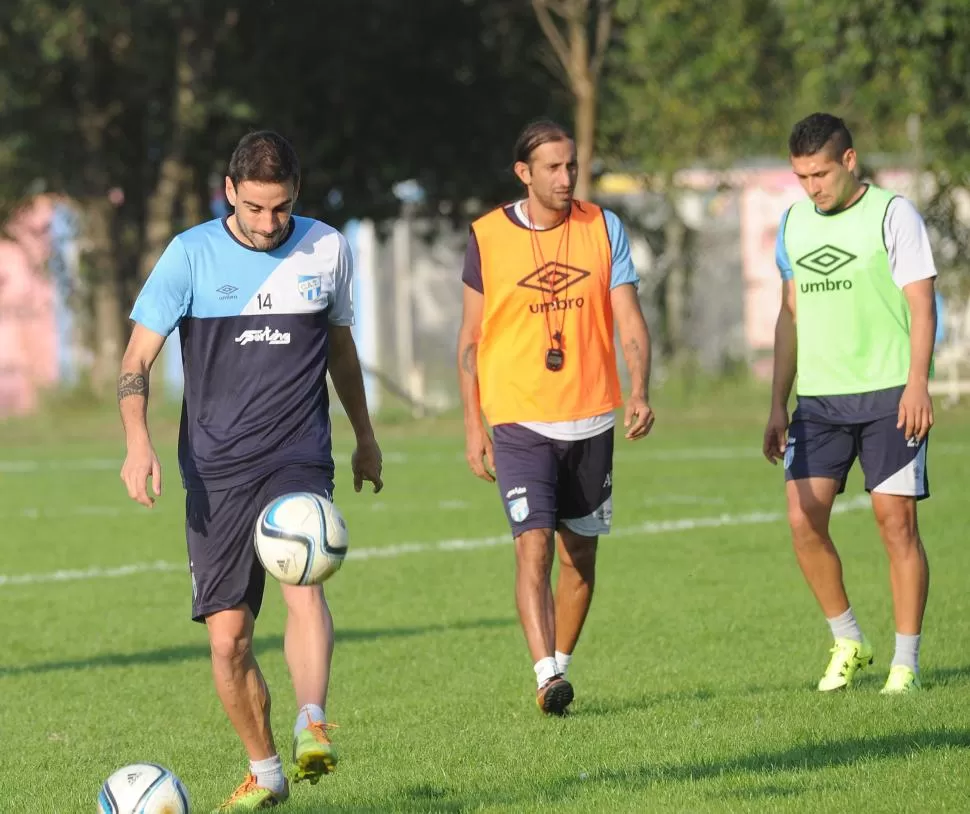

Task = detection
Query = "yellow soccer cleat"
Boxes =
[880,665,922,694]
[817,636,873,691]
[210,774,287,813]
[292,721,339,785]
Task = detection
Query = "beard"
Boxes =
[537,188,574,212]
[238,218,286,250]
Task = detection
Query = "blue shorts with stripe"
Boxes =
[185,463,334,622]
[784,404,929,499]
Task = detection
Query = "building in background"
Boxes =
[2,169,967,419]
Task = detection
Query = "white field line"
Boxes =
[1,442,965,474]
[0,495,871,589]
[0,449,770,472]
[0,500,475,519]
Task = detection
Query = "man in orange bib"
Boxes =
[457,119,655,715]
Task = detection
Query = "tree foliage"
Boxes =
[599,0,793,171]
[784,0,970,176]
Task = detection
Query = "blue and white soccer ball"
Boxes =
[254,492,350,585]
[98,763,190,813]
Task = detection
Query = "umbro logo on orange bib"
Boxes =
[517,262,590,295]
[518,262,591,315]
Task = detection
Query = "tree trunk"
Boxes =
[137,19,201,284]
[662,202,690,364]
[84,199,126,396]
[568,13,595,201]
[573,81,596,201]
[532,0,613,202]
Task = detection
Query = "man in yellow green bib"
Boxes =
[763,112,938,695]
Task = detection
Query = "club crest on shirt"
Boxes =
[298,274,326,303]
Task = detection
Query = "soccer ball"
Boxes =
[254,492,349,585]
[98,763,190,813]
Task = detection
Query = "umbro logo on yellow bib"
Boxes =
[796,245,857,277]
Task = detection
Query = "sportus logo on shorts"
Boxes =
[234,327,291,346]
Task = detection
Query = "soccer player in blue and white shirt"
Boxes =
[118,131,382,811]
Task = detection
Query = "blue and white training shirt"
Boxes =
[130,215,354,491]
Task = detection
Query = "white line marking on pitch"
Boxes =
[0,506,138,519]
[0,496,870,589]
[2,443,965,474]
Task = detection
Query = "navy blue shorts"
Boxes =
[784,412,929,499]
[492,424,614,539]
[185,463,335,622]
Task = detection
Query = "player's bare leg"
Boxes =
[553,528,598,673]
[872,492,928,692]
[207,606,289,811]
[786,477,872,690]
[515,527,556,659]
[207,606,276,759]
[515,527,573,714]
[787,477,849,615]
[281,582,338,783]
[282,583,333,712]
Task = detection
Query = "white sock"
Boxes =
[295,703,325,737]
[555,650,572,677]
[826,607,863,643]
[249,755,286,794]
[892,633,921,672]
[534,656,559,687]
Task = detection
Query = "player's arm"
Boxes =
[904,279,936,390]
[118,326,167,507]
[119,325,166,450]
[604,210,653,440]
[328,326,383,493]
[329,234,382,493]
[457,285,482,419]
[119,236,190,506]
[764,211,796,464]
[771,279,798,414]
[889,198,938,442]
[611,283,654,440]
[899,279,936,442]
[328,327,375,441]
[457,234,494,481]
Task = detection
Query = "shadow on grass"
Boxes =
[572,661,970,718]
[230,728,970,813]
[0,617,515,677]
[573,688,718,717]
[558,728,970,789]
[921,665,970,688]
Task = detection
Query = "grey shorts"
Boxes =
[784,412,929,499]
[185,463,335,622]
[492,423,614,539]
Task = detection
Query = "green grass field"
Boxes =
[2,386,970,813]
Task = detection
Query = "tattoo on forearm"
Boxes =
[623,338,642,371]
[461,343,478,376]
[118,373,148,401]
[623,337,648,392]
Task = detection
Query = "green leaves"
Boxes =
[783,0,970,175]
[601,0,969,179]
[600,0,792,171]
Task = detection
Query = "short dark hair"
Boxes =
[788,113,853,160]
[228,130,300,187]
[513,118,572,166]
